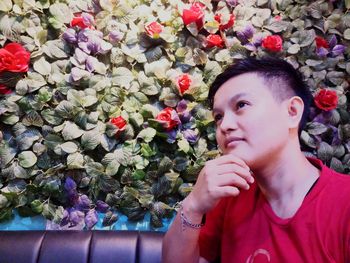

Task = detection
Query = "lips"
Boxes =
[224,136,244,148]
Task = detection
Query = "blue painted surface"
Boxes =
[0,210,174,231]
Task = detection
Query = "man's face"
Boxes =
[213,73,291,169]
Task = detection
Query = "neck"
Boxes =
[252,140,320,218]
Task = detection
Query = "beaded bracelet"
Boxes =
[179,201,206,231]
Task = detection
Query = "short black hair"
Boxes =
[208,57,313,135]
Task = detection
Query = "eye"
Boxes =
[236,101,248,110]
[213,113,222,123]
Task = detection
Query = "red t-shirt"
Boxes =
[199,158,350,263]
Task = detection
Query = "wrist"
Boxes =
[178,199,206,231]
[181,198,204,222]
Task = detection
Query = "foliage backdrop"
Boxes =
[0,0,349,229]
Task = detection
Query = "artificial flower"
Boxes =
[314,89,338,111]
[182,3,205,30]
[156,107,181,131]
[0,43,30,73]
[214,14,235,31]
[176,74,192,95]
[261,35,283,52]
[206,34,224,48]
[145,21,163,38]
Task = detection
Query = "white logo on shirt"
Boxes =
[246,248,271,263]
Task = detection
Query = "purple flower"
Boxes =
[76,194,91,212]
[331,45,345,57]
[86,56,96,72]
[226,0,238,7]
[109,30,124,43]
[328,35,337,49]
[64,177,76,192]
[63,28,77,44]
[182,129,199,144]
[85,209,98,229]
[60,209,70,226]
[237,25,255,44]
[74,48,88,64]
[330,125,341,145]
[82,13,94,28]
[69,208,85,225]
[176,99,188,113]
[316,47,329,57]
[96,200,109,213]
[76,29,112,55]
[166,130,177,144]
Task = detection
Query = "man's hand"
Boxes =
[183,154,254,216]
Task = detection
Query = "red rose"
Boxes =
[214,14,235,31]
[70,13,94,29]
[206,34,224,48]
[110,116,127,132]
[182,3,205,30]
[0,84,12,95]
[274,15,282,21]
[0,43,30,73]
[314,89,338,111]
[145,22,163,38]
[177,74,192,95]
[315,36,329,49]
[156,107,181,131]
[262,35,283,52]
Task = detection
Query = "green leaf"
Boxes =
[85,162,105,177]
[306,122,328,136]
[41,109,63,125]
[60,142,78,154]
[81,130,101,150]
[67,152,84,169]
[33,57,51,76]
[145,46,163,63]
[42,203,55,220]
[0,143,17,168]
[178,138,190,153]
[26,72,46,92]
[49,3,72,24]
[346,0,350,9]
[140,104,159,119]
[132,170,146,181]
[0,0,12,12]
[137,127,156,143]
[62,122,84,141]
[82,96,98,108]
[18,151,37,168]
[22,111,44,127]
[112,67,134,88]
[14,162,29,178]
[30,199,43,213]
[0,194,8,209]
[131,155,149,170]
[317,142,333,162]
[105,160,120,176]
[287,44,300,55]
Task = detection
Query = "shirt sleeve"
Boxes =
[198,198,228,262]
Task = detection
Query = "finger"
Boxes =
[215,164,254,183]
[215,173,250,190]
[212,154,250,170]
[215,186,240,198]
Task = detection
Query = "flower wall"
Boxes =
[0,0,349,229]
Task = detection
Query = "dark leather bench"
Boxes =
[0,230,164,263]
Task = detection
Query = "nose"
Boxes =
[218,111,238,133]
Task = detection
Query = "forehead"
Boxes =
[213,73,274,107]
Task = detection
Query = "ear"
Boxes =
[284,96,304,129]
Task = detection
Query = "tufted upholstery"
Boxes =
[0,230,164,263]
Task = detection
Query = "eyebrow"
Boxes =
[212,92,250,113]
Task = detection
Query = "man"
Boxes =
[162,57,350,262]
